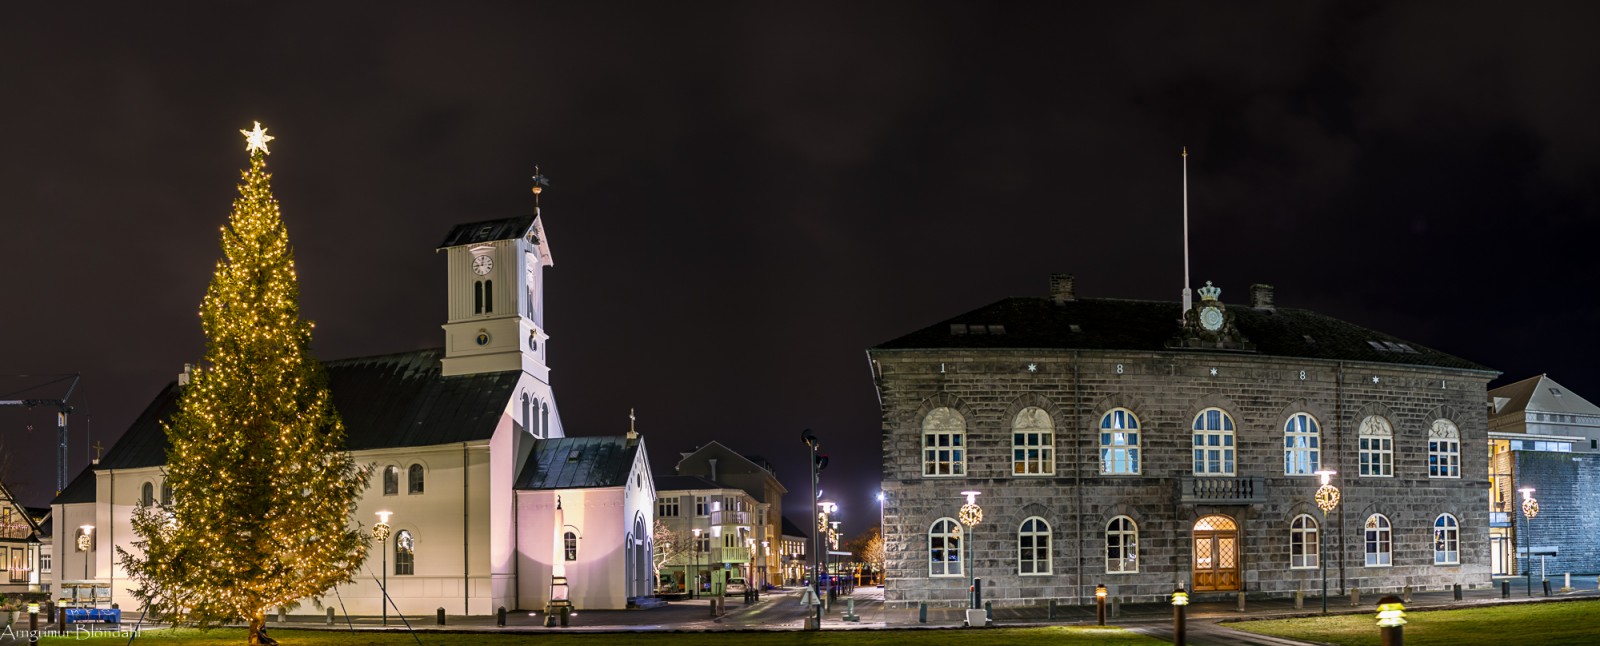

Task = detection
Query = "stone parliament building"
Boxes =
[868,276,1495,607]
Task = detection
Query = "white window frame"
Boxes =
[1106,516,1139,574]
[657,499,679,517]
[1018,517,1051,576]
[1434,514,1460,565]
[695,496,710,516]
[1192,408,1236,476]
[1290,514,1319,569]
[1359,416,1394,478]
[1100,408,1141,475]
[929,518,963,577]
[1364,514,1392,567]
[1429,419,1461,479]
[41,549,52,573]
[1284,413,1321,476]
[382,465,400,495]
[395,530,416,575]
[1012,407,1055,476]
[922,407,967,477]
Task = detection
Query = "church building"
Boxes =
[869,276,1496,607]
[52,200,656,616]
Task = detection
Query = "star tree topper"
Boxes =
[241,121,274,155]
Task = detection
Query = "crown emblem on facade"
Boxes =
[1197,281,1221,302]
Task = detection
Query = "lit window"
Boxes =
[1099,409,1141,475]
[1359,416,1394,477]
[1284,413,1321,475]
[1106,516,1139,573]
[928,518,962,577]
[564,531,579,561]
[1434,514,1459,564]
[1429,420,1460,478]
[1290,515,1319,569]
[383,466,400,496]
[1012,407,1055,475]
[1018,517,1051,575]
[1364,514,1392,567]
[922,407,966,477]
[395,530,415,575]
[1192,408,1236,475]
[40,551,51,573]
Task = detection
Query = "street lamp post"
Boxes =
[691,528,702,599]
[802,429,826,630]
[374,511,392,626]
[818,501,837,606]
[1315,470,1341,615]
[958,491,982,610]
[1519,487,1538,597]
[829,521,841,593]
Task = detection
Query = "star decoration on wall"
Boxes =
[1027,363,1038,373]
[1372,376,1381,384]
[240,121,274,155]
[1209,367,1219,376]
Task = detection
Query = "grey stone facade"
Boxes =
[869,288,1496,608]
[1511,451,1600,576]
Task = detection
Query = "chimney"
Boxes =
[178,363,193,386]
[708,458,719,483]
[1249,284,1275,311]
[1050,273,1076,303]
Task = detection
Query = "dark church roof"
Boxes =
[52,469,97,506]
[95,349,520,472]
[515,437,640,490]
[437,216,536,248]
[874,297,1491,372]
[781,516,809,540]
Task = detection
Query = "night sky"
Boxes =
[4,2,1599,539]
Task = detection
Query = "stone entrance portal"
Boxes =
[1193,515,1240,591]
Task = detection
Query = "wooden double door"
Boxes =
[1193,515,1240,591]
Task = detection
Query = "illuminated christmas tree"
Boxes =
[120,122,369,645]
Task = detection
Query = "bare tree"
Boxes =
[651,519,681,586]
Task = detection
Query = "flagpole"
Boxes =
[1181,147,1192,313]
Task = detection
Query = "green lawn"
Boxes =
[1232,598,1600,646]
[35,626,1166,645]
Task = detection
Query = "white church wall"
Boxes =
[515,487,631,610]
[50,501,94,587]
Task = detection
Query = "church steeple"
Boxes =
[437,174,554,378]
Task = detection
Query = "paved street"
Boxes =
[7,577,1598,644]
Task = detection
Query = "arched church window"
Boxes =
[140,482,154,506]
[484,279,493,313]
[474,281,484,314]
[395,530,415,575]
[383,466,399,496]
[565,531,579,561]
[408,464,425,494]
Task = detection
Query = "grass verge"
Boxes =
[35,625,1167,645]
[1231,598,1600,646]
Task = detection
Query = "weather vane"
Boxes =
[531,166,551,208]
[241,121,274,155]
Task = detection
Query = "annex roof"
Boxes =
[780,516,809,540]
[51,469,96,506]
[653,475,724,492]
[1490,374,1600,418]
[97,348,520,471]
[873,296,1490,372]
[515,436,640,491]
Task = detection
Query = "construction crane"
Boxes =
[1,373,79,494]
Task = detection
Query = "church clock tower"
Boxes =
[437,177,554,378]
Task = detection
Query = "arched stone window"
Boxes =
[1012,407,1054,475]
[140,482,154,506]
[1290,514,1319,569]
[1359,416,1394,477]
[1018,517,1051,575]
[1429,420,1461,478]
[1106,516,1139,573]
[1192,408,1236,475]
[383,465,400,496]
[395,530,415,575]
[1284,413,1321,475]
[408,464,425,494]
[1434,514,1459,564]
[1099,408,1140,474]
[922,408,966,477]
[928,518,962,577]
[1364,514,1392,567]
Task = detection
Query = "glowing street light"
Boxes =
[1376,595,1406,645]
[374,511,393,625]
[1095,583,1108,626]
[1519,487,1538,597]
[1314,470,1340,614]
[958,491,982,610]
[78,525,94,579]
[1171,586,1189,646]
[691,527,703,599]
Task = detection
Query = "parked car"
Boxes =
[723,578,748,596]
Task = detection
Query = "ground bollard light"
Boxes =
[1171,587,1188,646]
[1095,583,1108,626]
[1376,595,1406,646]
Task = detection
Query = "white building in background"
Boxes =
[52,206,655,615]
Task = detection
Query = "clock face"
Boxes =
[472,254,494,275]
[1200,307,1225,332]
